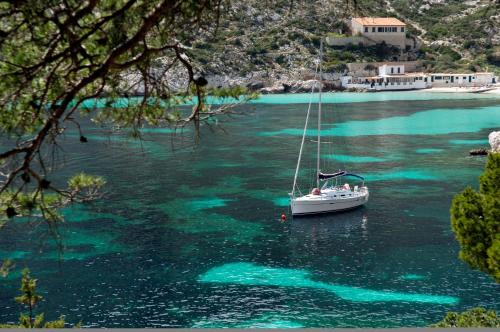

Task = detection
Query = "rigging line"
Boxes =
[291,60,320,197]
[316,39,323,189]
[333,101,347,173]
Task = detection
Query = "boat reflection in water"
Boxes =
[286,208,369,262]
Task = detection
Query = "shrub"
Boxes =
[431,308,500,328]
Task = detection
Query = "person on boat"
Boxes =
[311,188,321,195]
[343,183,350,191]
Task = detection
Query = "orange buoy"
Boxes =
[281,213,287,222]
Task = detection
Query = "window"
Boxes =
[401,27,405,32]
[391,67,394,74]
[392,27,397,32]
[364,27,368,33]
[385,27,388,32]
[372,27,375,32]
[378,27,383,32]
[397,67,400,73]
[435,76,442,80]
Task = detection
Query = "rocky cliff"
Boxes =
[183,0,499,92]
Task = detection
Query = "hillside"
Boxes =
[387,0,499,72]
[184,0,499,89]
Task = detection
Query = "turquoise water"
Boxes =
[199,262,458,304]
[322,154,389,163]
[79,91,499,109]
[259,106,500,136]
[0,93,499,327]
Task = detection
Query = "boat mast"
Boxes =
[316,39,323,189]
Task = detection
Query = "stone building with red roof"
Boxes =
[351,17,407,49]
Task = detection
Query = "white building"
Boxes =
[429,73,496,87]
[341,63,497,91]
[341,63,429,91]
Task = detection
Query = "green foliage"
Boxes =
[438,46,461,62]
[43,315,67,328]
[0,259,14,277]
[486,48,500,67]
[324,43,400,67]
[68,173,106,192]
[450,153,500,283]
[431,307,500,328]
[0,268,70,328]
[15,268,43,308]
[15,268,43,328]
[0,0,243,231]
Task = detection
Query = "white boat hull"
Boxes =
[291,187,369,215]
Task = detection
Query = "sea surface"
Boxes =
[0,92,499,327]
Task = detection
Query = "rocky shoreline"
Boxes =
[206,74,500,94]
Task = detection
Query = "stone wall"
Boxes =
[325,36,375,47]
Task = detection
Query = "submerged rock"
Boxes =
[489,131,500,152]
[469,148,488,156]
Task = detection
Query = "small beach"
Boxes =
[420,86,500,94]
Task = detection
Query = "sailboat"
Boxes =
[290,41,369,216]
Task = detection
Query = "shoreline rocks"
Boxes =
[489,131,500,152]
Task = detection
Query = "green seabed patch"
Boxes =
[155,199,265,243]
[1,208,130,262]
[193,314,305,328]
[258,106,500,137]
[0,250,30,261]
[63,132,173,160]
[400,274,428,281]
[188,198,234,211]
[178,176,246,196]
[272,197,290,207]
[138,127,189,134]
[42,228,126,261]
[192,160,243,171]
[365,169,438,182]
[449,139,489,145]
[156,176,267,242]
[415,148,444,154]
[366,167,482,183]
[60,204,137,225]
[199,262,458,305]
[322,154,388,163]
[64,132,142,145]
[378,184,443,197]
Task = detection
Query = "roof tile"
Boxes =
[353,17,406,26]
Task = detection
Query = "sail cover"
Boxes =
[318,171,365,181]
[318,171,346,180]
